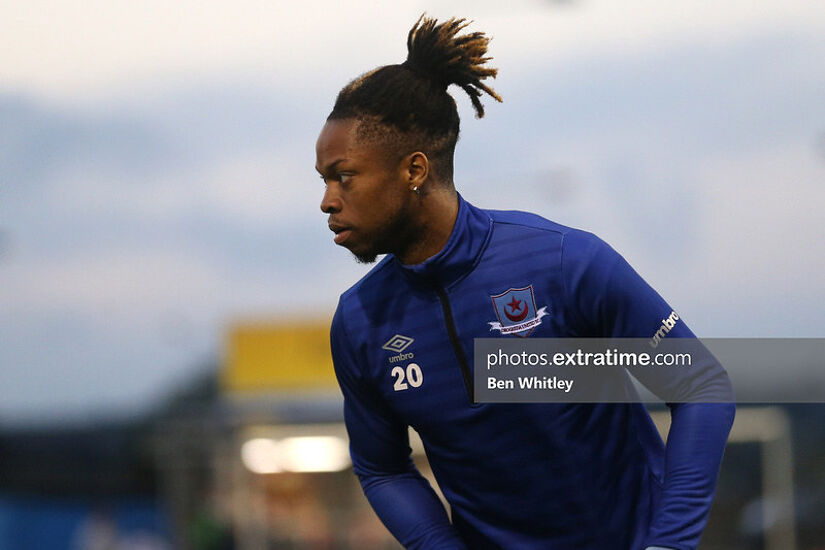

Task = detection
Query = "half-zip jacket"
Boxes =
[330,194,734,550]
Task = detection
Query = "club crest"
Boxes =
[489,286,548,337]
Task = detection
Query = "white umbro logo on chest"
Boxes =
[382,334,414,353]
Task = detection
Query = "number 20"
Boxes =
[392,363,423,391]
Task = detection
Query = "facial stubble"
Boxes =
[349,197,417,265]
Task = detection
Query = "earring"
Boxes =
[412,185,420,195]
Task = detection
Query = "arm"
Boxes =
[330,304,467,549]
[644,402,734,549]
[562,230,735,550]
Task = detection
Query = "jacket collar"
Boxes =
[393,193,492,290]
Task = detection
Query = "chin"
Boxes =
[346,236,390,265]
[349,243,383,264]
[352,251,379,264]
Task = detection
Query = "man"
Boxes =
[316,15,734,550]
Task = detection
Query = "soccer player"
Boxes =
[316,15,735,550]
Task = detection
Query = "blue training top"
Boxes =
[330,194,734,550]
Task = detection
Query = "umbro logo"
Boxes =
[382,334,414,353]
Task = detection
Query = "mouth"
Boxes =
[328,222,353,245]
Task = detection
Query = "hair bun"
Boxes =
[403,15,502,118]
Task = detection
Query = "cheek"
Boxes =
[362,180,405,221]
[374,192,407,227]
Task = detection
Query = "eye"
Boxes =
[339,173,353,185]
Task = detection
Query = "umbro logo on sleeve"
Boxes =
[648,311,680,348]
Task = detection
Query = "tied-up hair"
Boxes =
[403,15,502,118]
[327,14,502,183]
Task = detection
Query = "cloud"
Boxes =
[3,0,824,101]
[2,7,825,422]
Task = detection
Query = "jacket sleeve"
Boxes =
[330,303,467,549]
[562,230,735,550]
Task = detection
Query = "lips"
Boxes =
[328,221,353,245]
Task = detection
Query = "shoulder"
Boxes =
[333,255,398,337]
[483,207,611,259]
[338,255,396,304]
[485,207,572,236]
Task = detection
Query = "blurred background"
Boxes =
[1,0,824,548]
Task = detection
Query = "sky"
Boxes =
[1,0,824,425]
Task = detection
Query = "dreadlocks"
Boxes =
[327,14,502,184]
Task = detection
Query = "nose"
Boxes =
[320,183,341,214]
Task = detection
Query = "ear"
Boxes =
[404,151,429,191]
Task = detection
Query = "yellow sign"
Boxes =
[222,319,337,392]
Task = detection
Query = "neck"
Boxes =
[395,188,459,265]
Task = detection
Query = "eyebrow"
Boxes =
[315,158,350,175]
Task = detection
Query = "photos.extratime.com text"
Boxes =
[474,338,825,403]
[485,348,693,370]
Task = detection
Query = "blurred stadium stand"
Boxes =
[0,420,169,548]
[2,322,825,549]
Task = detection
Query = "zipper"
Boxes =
[435,285,475,404]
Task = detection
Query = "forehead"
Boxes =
[315,118,359,162]
[315,118,398,171]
